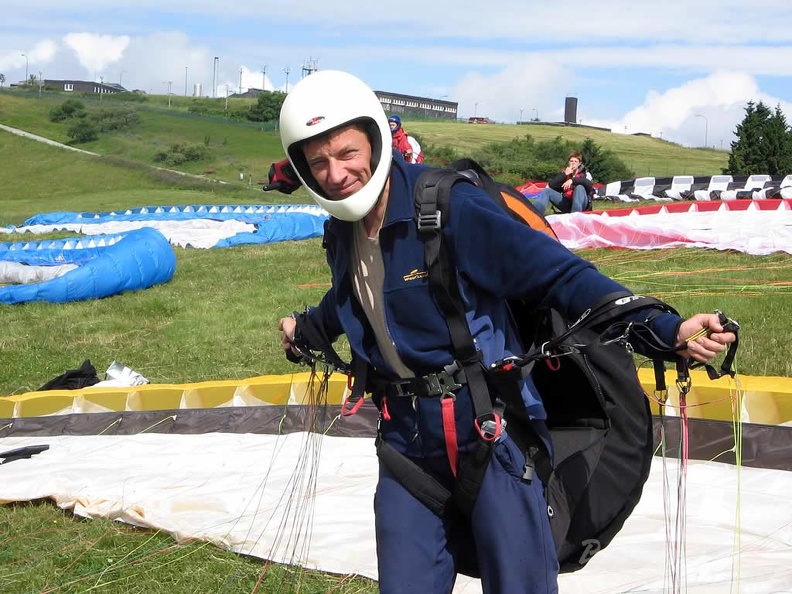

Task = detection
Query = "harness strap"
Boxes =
[441,396,459,476]
[375,435,452,517]
[374,430,497,518]
[552,293,679,349]
[415,169,500,509]
[415,170,497,428]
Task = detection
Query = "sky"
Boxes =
[2,0,792,150]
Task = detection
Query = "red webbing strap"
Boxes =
[441,396,459,476]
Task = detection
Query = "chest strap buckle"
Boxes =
[388,367,465,398]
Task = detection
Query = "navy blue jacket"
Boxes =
[305,153,682,457]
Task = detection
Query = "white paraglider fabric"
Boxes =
[1,432,790,593]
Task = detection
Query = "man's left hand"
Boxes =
[676,313,737,364]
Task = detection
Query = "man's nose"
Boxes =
[327,160,346,184]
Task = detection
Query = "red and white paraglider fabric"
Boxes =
[549,199,792,255]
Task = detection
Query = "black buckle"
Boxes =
[424,370,463,396]
[390,380,412,397]
[417,210,442,232]
[387,370,464,398]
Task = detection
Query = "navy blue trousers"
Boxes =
[374,436,559,594]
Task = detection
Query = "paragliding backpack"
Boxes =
[405,158,678,572]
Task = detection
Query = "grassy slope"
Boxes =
[2,90,728,187]
[408,120,727,178]
[0,91,285,189]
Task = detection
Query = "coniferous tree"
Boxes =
[764,106,792,175]
[726,101,792,175]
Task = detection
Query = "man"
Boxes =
[533,151,593,214]
[277,70,735,594]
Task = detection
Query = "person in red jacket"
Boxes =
[533,151,593,214]
[388,115,414,163]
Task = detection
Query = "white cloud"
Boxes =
[63,33,130,75]
[452,58,574,124]
[1,40,58,79]
[587,71,792,148]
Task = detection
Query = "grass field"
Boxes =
[0,89,788,594]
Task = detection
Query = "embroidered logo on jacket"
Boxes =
[403,269,429,282]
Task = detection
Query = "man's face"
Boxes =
[303,125,373,201]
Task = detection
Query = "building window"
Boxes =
[64,83,73,92]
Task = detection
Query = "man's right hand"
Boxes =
[279,315,298,353]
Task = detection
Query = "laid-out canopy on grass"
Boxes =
[2,203,329,249]
[0,227,176,304]
[0,370,790,592]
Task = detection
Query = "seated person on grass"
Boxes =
[533,151,593,214]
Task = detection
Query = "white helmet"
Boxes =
[279,70,392,221]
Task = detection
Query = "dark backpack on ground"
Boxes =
[410,159,677,572]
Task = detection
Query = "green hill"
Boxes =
[407,120,727,178]
[0,89,728,213]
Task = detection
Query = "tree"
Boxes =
[460,134,633,186]
[579,137,634,183]
[66,120,99,143]
[49,99,87,122]
[725,101,792,175]
[247,90,287,122]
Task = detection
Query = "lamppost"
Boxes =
[532,108,538,121]
[184,66,188,97]
[225,84,229,110]
[21,53,28,84]
[239,67,243,95]
[283,66,291,93]
[38,71,43,97]
[519,108,523,123]
[164,81,172,108]
[99,76,104,102]
[474,102,478,117]
[119,70,128,86]
[694,113,708,148]
[261,64,267,91]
